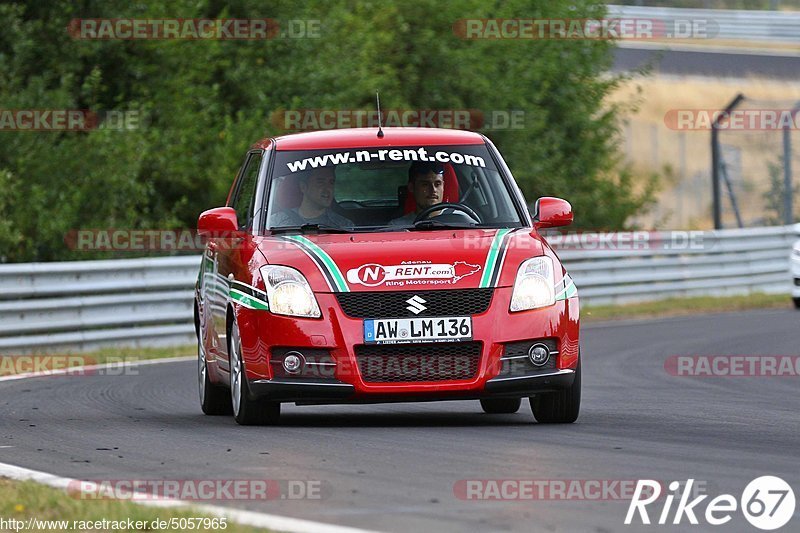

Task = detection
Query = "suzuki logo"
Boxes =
[405,295,427,315]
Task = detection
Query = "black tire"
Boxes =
[530,357,581,424]
[198,338,232,415]
[793,297,800,309]
[480,398,522,414]
[229,321,281,426]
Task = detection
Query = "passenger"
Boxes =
[271,167,353,227]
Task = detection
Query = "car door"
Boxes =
[210,150,264,371]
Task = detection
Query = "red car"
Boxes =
[195,127,580,425]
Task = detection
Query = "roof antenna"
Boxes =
[375,91,384,138]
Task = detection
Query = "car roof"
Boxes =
[251,127,486,151]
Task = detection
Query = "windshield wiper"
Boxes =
[409,220,479,231]
[270,224,354,234]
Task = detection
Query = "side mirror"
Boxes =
[532,197,573,228]
[197,207,239,237]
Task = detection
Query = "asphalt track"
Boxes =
[612,46,800,79]
[1,309,798,532]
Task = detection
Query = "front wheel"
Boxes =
[198,337,232,415]
[480,398,522,414]
[530,357,581,424]
[229,321,281,426]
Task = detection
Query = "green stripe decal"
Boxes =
[230,288,269,310]
[480,229,512,288]
[285,235,349,292]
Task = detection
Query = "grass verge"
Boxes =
[0,478,270,532]
[81,344,196,365]
[583,292,792,322]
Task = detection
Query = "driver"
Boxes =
[390,161,454,226]
[270,166,353,227]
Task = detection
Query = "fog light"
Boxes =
[283,352,304,374]
[528,344,550,366]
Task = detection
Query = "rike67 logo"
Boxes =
[626,477,795,530]
[346,261,481,287]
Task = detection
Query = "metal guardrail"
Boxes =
[556,224,799,305]
[0,224,797,352]
[607,5,800,44]
[0,256,200,353]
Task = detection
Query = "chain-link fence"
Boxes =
[715,96,800,228]
[622,96,800,229]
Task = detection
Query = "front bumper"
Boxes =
[248,369,575,404]
[236,286,579,403]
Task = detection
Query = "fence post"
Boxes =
[711,94,745,229]
[783,102,799,225]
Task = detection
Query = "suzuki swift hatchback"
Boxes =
[195,127,580,425]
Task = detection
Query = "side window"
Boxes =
[230,153,262,229]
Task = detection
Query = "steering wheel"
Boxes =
[413,202,482,224]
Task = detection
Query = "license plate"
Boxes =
[363,316,472,344]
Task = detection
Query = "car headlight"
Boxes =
[259,265,321,318]
[509,256,556,312]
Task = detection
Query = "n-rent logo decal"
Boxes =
[347,261,482,287]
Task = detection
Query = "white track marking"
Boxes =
[0,455,379,533]
[0,357,382,532]
[0,355,194,383]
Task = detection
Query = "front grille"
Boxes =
[496,339,558,377]
[336,289,493,318]
[354,342,482,383]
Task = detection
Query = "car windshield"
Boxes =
[266,144,524,232]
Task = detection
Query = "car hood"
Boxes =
[254,228,544,293]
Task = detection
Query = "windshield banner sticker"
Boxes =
[285,148,486,172]
[347,261,482,287]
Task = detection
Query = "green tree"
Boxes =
[0,0,655,262]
